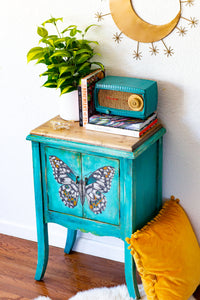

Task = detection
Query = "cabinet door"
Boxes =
[45,147,82,217]
[81,154,120,225]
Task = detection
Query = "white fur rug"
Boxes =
[33,284,196,300]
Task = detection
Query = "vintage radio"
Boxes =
[94,76,158,119]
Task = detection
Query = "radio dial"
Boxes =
[128,94,144,111]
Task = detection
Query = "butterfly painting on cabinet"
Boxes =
[49,156,115,214]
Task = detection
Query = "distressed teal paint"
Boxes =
[27,134,133,158]
[156,137,163,211]
[132,127,166,156]
[64,229,77,254]
[46,209,121,238]
[26,127,166,159]
[82,153,120,225]
[27,127,165,299]
[31,142,49,280]
[134,143,158,229]
[45,146,82,217]
[123,158,140,299]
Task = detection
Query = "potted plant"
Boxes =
[27,17,104,120]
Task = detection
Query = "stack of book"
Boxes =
[79,70,158,138]
[86,113,158,138]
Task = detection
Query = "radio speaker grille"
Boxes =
[98,89,143,111]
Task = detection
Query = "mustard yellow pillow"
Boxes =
[126,196,200,300]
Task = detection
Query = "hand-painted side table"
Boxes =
[27,116,166,299]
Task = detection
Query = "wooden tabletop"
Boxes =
[29,116,164,152]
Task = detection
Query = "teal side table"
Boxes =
[27,116,166,299]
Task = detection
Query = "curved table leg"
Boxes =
[124,242,140,299]
[123,159,140,299]
[64,229,77,254]
[32,142,49,281]
[35,223,49,280]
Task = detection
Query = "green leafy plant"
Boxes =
[27,17,104,95]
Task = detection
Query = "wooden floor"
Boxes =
[0,234,199,300]
[0,234,126,300]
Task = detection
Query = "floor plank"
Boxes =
[0,234,125,299]
[0,233,199,300]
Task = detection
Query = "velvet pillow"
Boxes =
[126,196,200,300]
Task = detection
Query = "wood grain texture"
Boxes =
[0,234,199,299]
[29,116,163,152]
[0,234,125,299]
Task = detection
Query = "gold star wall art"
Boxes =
[95,0,198,60]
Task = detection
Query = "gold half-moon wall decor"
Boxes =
[95,0,198,59]
[109,0,181,43]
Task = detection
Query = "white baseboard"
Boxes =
[0,220,124,263]
[0,220,37,241]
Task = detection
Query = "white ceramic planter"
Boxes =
[59,90,79,121]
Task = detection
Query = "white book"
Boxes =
[86,123,141,137]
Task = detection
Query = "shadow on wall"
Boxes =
[157,80,200,238]
[158,80,200,178]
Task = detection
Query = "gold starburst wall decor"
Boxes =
[162,40,174,57]
[181,0,194,6]
[113,32,123,43]
[149,43,159,56]
[177,26,187,36]
[133,42,142,60]
[95,12,111,22]
[95,0,198,60]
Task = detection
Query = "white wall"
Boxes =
[0,0,199,262]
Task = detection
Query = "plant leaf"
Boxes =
[59,66,75,76]
[27,47,45,63]
[75,49,93,55]
[60,85,74,95]
[27,46,44,55]
[47,63,66,70]
[46,35,58,39]
[70,27,77,37]
[57,76,71,88]
[53,38,66,45]
[48,39,56,47]
[91,62,104,70]
[61,25,77,34]
[39,70,54,77]
[35,58,46,64]
[78,62,91,72]
[50,50,71,58]
[42,17,63,26]
[84,24,98,35]
[50,74,59,80]
[39,38,53,46]
[81,40,99,45]
[76,54,90,64]
[42,80,57,88]
[37,26,48,38]
[65,37,77,48]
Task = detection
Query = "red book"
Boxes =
[81,69,105,127]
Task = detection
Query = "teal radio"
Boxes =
[94,76,157,119]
